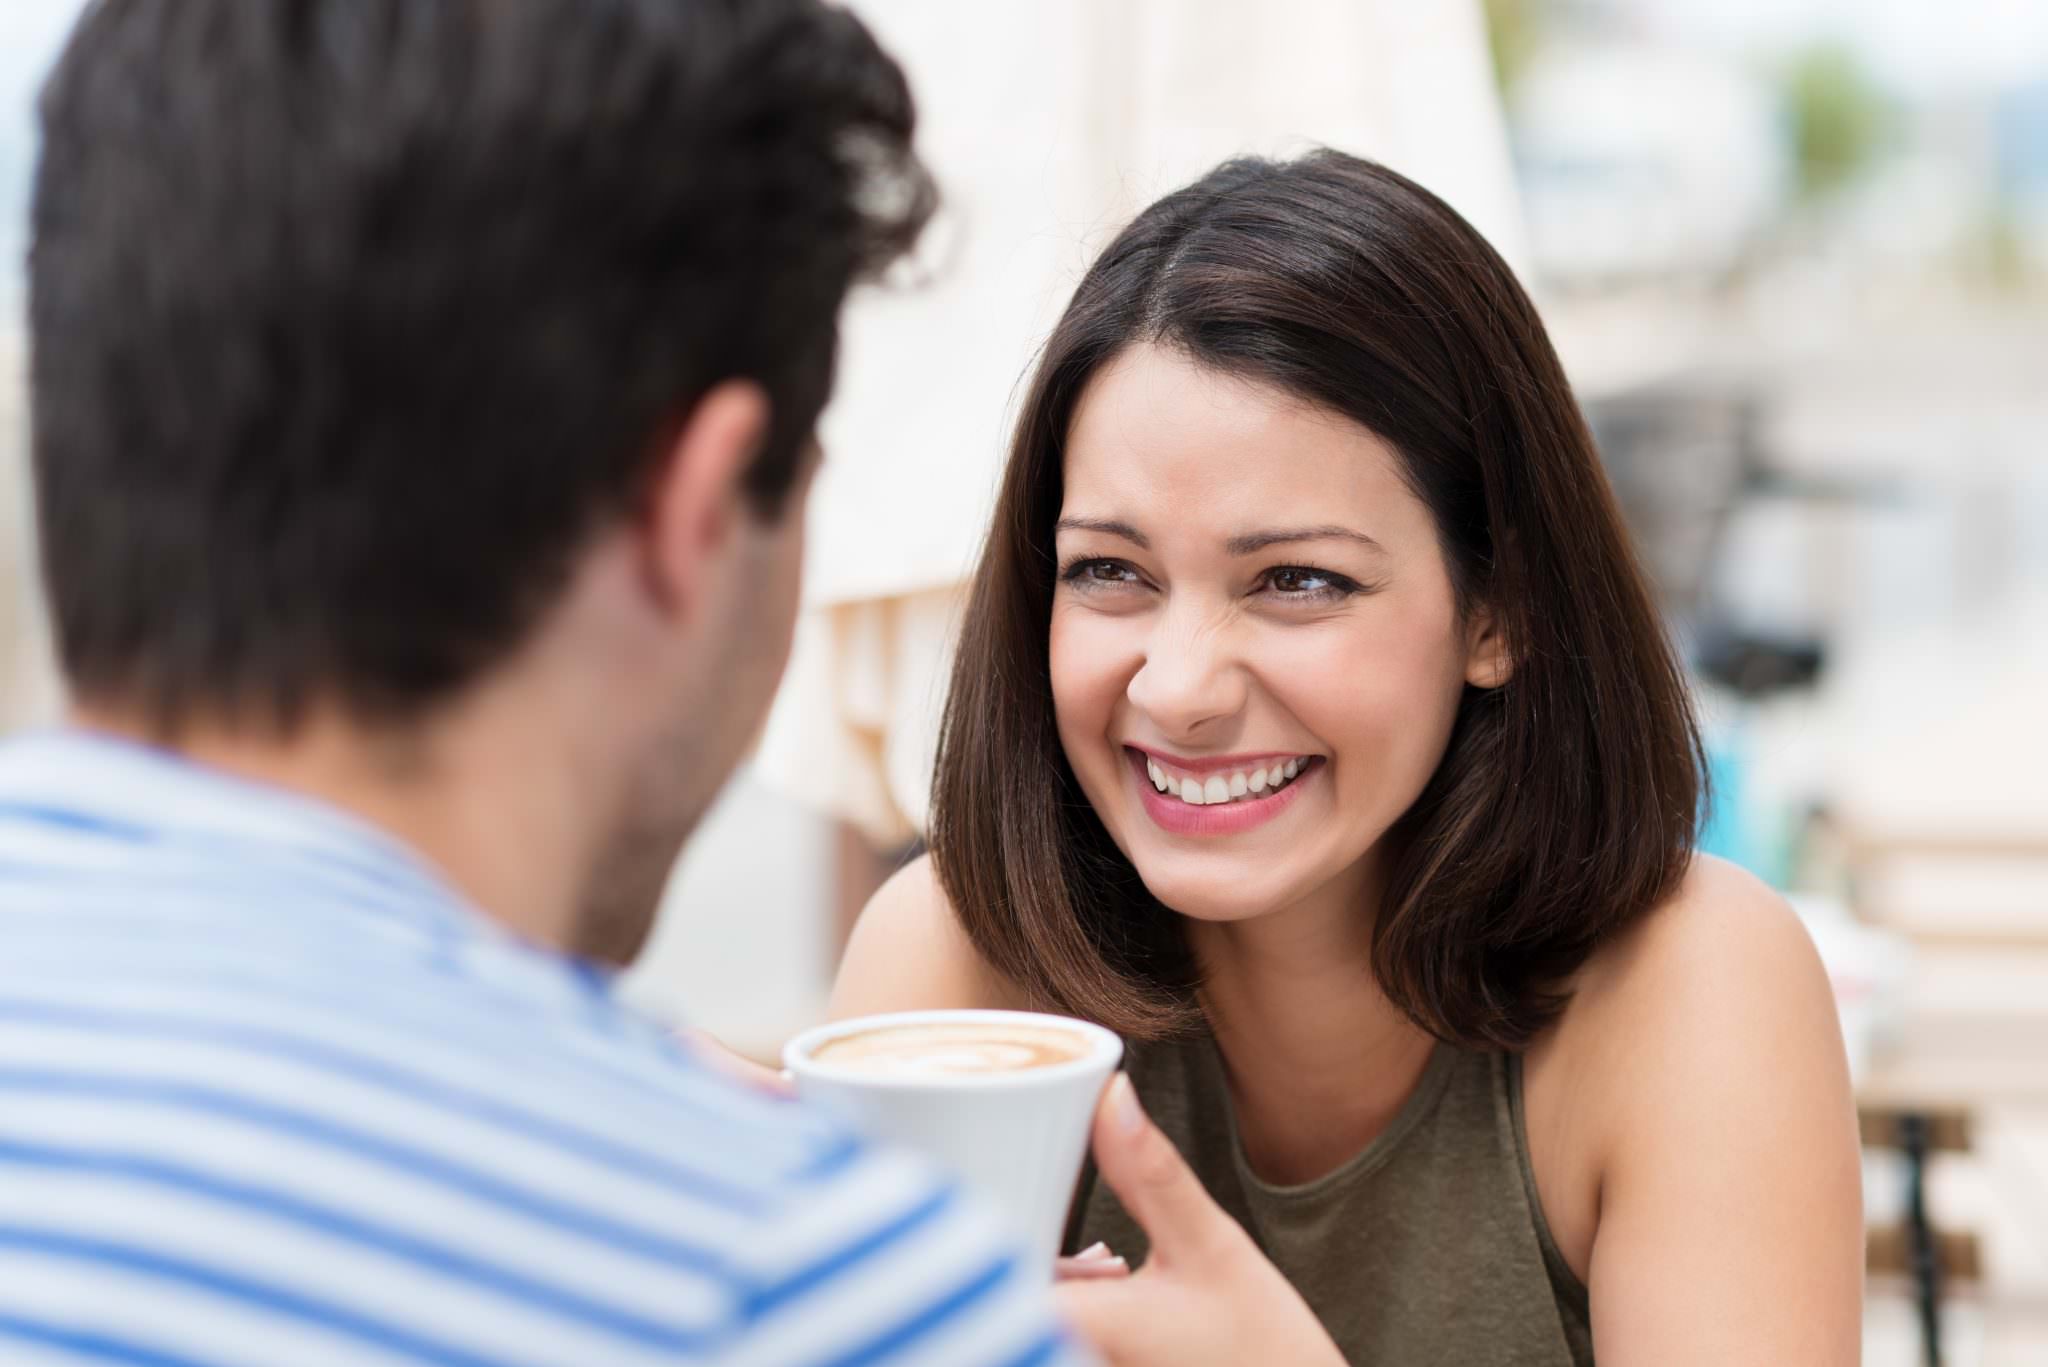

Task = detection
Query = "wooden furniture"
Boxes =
[1861,1103,1979,1367]
[1856,961,2048,1367]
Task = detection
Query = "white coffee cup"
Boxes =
[784,1008,1123,1268]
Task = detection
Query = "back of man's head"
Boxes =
[30,0,932,733]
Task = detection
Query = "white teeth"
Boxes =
[1145,755,1314,807]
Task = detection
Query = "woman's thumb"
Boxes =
[1088,1073,1234,1268]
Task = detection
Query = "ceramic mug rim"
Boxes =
[783,1008,1124,1092]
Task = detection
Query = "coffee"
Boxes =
[787,1009,1123,1269]
[808,1021,1093,1078]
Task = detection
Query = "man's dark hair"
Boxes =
[29,0,933,729]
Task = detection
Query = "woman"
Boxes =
[834,152,1862,1365]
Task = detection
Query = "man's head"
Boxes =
[30,0,932,959]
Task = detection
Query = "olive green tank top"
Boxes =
[1069,1036,1594,1366]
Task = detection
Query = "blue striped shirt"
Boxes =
[0,730,1088,1367]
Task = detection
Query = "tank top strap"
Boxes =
[1503,1051,1594,1350]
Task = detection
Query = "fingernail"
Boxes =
[1110,1073,1145,1136]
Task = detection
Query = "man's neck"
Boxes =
[70,695,598,955]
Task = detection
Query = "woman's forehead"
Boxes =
[1061,345,1425,538]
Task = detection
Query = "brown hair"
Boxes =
[930,152,1704,1052]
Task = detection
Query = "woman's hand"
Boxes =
[1055,1076,1345,1367]
[677,1028,794,1096]
[1055,1242,1131,1281]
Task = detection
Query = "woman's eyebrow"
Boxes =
[1225,525,1385,555]
[1054,516,1149,549]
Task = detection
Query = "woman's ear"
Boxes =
[1464,606,1513,690]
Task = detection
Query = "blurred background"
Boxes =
[1,1,2043,1362]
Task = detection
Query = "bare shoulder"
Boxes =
[829,853,1032,1018]
[1545,855,1851,1138]
[1543,872,1862,1359]
[1567,855,1841,1063]
[1523,856,1861,1296]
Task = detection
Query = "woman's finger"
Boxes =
[1054,1253,1131,1281]
[678,1028,795,1096]
[1053,1275,1141,1361]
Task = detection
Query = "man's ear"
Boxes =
[1464,604,1514,690]
[643,380,771,617]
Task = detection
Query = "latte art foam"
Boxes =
[808,1022,1092,1078]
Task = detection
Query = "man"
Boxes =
[0,1,1087,1361]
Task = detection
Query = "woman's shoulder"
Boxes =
[1542,855,1847,1128]
[829,853,1033,1017]
[1522,856,1858,1280]
[1563,855,1836,1053]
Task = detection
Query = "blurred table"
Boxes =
[1861,1019,2048,1114]
[1857,929,2048,1367]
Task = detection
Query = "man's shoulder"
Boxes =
[354,978,1084,1363]
[0,933,1085,1364]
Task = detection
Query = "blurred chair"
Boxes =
[1842,818,2048,1366]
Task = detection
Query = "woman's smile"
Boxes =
[1125,744,1323,837]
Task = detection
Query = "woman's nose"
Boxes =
[1125,615,1248,739]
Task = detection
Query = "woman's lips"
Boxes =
[1126,747,1319,837]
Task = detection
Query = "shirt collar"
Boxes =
[0,727,479,935]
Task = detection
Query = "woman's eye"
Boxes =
[1261,566,1359,599]
[1060,558,1143,589]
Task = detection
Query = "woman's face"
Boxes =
[1049,344,1503,925]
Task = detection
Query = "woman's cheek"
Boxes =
[1049,615,1125,780]
[1270,631,1444,793]
[1262,630,1378,733]
[1051,612,1133,716]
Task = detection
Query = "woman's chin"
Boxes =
[1132,863,1300,925]
[1123,834,1377,929]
